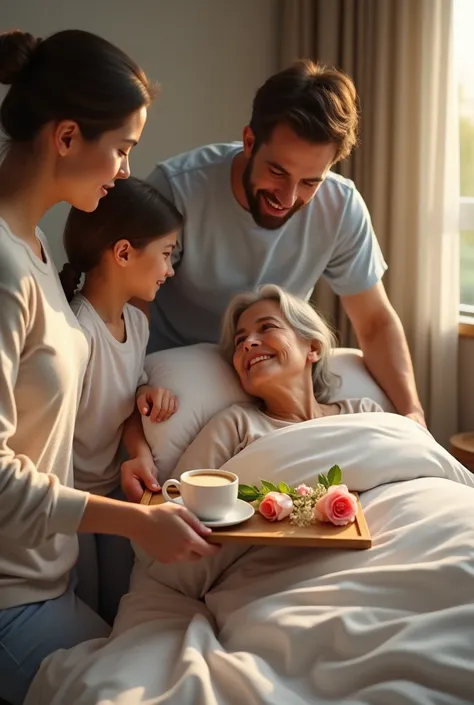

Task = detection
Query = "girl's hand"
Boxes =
[137,385,178,423]
[121,455,160,502]
[132,502,219,563]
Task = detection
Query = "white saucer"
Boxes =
[170,497,255,528]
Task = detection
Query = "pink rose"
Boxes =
[259,492,293,522]
[314,485,358,526]
[296,484,312,496]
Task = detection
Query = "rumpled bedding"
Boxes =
[26,414,474,705]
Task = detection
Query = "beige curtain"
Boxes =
[279,0,459,444]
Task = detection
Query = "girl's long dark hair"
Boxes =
[59,177,183,302]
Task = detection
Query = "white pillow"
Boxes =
[143,343,394,482]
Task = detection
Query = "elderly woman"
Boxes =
[175,284,382,473]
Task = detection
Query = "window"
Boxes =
[455,0,474,314]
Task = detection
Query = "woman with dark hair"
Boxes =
[0,29,216,705]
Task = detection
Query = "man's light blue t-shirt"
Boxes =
[147,143,387,352]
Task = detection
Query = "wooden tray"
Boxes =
[142,489,372,550]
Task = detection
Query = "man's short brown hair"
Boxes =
[249,59,359,163]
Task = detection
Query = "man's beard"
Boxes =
[242,156,304,230]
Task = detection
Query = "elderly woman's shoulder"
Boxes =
[203,401,259,432]
[338,397,385,414]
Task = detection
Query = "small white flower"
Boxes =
[289,484,327,527]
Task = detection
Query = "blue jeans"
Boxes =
[0,582,110,705]
[75,486,135,626]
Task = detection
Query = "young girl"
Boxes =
[60,176,182,624]
[0,29,216,704]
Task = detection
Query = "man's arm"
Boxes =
[340,281,426,426]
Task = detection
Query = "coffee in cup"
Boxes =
[162,469,238,521]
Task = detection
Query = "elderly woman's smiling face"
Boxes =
[232,299,319,396]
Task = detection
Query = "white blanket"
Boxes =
[26,414,474,705]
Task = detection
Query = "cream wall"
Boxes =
[2,0,473,431]
[1,0,279,265]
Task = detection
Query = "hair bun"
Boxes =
[0,30,41,85]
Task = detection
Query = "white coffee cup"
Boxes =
[162,469,238,521]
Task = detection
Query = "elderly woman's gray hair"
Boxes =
[220,284,340,403]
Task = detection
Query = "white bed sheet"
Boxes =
[26,414,474,705]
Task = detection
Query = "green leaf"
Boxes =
[318,473,330,489]
[238,484,262,502]
[260,479,279,494]
[278,481,292,495]
[327,465,342,486]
